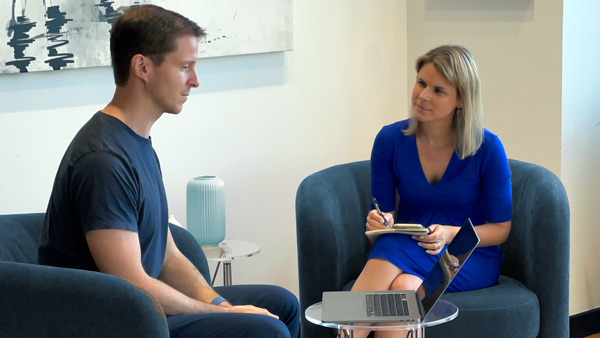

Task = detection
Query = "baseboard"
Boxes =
[570,307,600,338]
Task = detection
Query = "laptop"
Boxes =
[321,218,480,323]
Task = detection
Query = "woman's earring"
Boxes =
[456,107,463,115]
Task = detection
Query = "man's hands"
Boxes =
[223,304,279,319]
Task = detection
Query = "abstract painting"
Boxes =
[1,0,293,74]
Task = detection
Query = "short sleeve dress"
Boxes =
[369,119,512,292]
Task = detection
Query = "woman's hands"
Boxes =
[366,212,463,256]
[411,224,459,255]
[366,209,394,231]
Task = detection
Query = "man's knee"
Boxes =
[219,284,299,319]
[212,284,299,336]
[269,285,299,310]
[238,315,291,338]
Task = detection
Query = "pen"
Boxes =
[371,197,390,229]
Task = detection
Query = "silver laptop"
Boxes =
[321,218,480,323]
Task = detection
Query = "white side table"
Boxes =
[201,240,260,286]
[305,299,458,338]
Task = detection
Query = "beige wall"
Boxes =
[0,0,408,296]
[407,0,562,176]
[2,0,595,317]
[406,0,600,316]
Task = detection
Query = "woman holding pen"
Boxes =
[350,45,512,338]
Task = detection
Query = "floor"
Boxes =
[585,334,600,338]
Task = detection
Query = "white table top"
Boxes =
[305,299,458,331]
[201,240,261,262]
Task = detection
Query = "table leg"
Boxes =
[212,261,221,285]
[223,261,232,286]
[334,327,422,338]
[336,328,353,338]
[406,328,424,338]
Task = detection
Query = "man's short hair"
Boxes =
[110,5,206,86]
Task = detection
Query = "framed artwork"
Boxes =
[1,0,293,74]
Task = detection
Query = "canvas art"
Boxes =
[1,0,293,74]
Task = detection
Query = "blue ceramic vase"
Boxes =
[186,176,226,246]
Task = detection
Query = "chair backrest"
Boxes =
[296,161,374,338]
[0,213,212,286]
[501,159,570,281]
[0,213,45,264]
[296,160,372,286]
[502,159,570,338]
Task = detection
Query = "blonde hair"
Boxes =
[404,45,484,159]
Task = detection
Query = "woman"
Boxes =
[351,45,512,338]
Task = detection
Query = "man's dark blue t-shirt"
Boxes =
[38,112,168,278]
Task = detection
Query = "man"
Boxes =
[38,5,299,337]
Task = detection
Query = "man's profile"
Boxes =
[38,5,299,337]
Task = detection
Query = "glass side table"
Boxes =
[305,299,458,338]
[201,240,261,286]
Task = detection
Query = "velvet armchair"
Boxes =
[0,213,212,338]
[296,159,569,338]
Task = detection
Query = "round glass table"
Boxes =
[305,299,458,338]
[201,240,260,286]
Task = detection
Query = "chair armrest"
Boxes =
[504,159,570,338]
[296,178,371,293]
[296,161,372,338]
[169,223,212,285]
[0,261,169,338]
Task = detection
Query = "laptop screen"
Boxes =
[419,219,480,315]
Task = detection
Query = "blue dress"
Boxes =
[369,120,512,292]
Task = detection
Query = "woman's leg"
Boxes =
[347,259,401,338]
[349,259,423,338]
[352,258,403,291]
[373,274,423,338]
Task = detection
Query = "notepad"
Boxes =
[365,223,431,245]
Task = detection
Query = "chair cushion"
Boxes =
[342,275,539,338]
[429,275,540,338]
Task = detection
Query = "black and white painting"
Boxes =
[1,0,293,74]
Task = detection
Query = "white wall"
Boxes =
[0,1,408,295]
[3,0,596,317]
[407,0,600,316]
[562,0,600,316]
[407,0,562,176]
[405,0,600,315]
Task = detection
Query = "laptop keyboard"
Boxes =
[366,293,410,317]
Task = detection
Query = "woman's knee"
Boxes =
[389,273,422,291]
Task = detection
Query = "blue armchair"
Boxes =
[296,159,569,338]
[0,213,212,338]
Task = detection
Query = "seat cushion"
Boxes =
[428,275,540,338]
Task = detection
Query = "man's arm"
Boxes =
[158,227,224,305]
[86,229,276,317]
